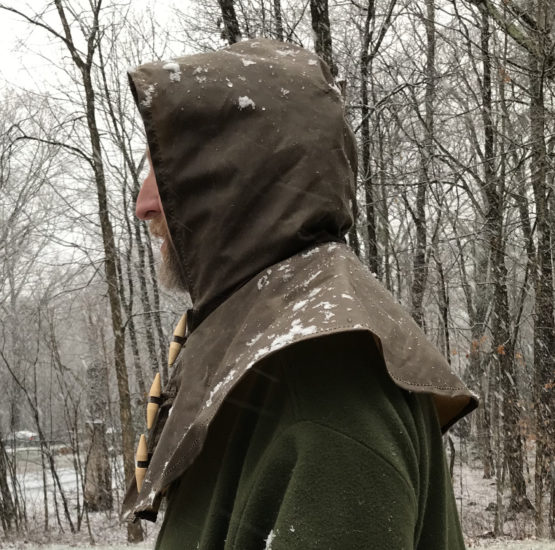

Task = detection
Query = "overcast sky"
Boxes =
[0,1,186,90]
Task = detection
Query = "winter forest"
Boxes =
[0,0,553,548]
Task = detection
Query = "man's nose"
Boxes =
[136,171,162,220]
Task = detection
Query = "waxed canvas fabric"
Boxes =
[123,39,478,523]
[128,39,356,328]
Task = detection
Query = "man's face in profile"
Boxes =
[135,149,185,292]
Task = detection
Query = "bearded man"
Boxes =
[122,39,477,550]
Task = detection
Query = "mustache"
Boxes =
[149,216,168,240]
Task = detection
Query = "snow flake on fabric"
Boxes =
[308,287,321,298]
[303,270,322,286]
[257,269,271,289]
[329,82,342,96]
[241,58,257,66]
[238,96,256,110]
[205,369,237,408]
[264,529,276,549]
[162,62,181,82]
[271,319,318,348]
[277,262,293,281]
[292,299,308,312]
[276,48,296,58]
[301,247,318,258]
[141,84,157,107]
[247,333,263,347]
[313,301,336,311]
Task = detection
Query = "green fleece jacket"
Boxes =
[155,333,465,549]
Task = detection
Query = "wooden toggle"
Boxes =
[168,312,187,367]
[146,373,162,430]
[135,434,149,492]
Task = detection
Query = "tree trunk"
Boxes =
[0,431,16,534]
[479,6,529,512]
[83,348,112,512]
[218,0,242,45]
[309,0,337,76]
[273,0,284,41]
[410,0,434,329]
[360,3,378,275]
[528,6,555,531]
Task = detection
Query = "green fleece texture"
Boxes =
[155,333,466,549]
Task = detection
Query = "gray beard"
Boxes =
[158,243,189,294]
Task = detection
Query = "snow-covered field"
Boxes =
[3,546,152,550]
[3,537,555,549]
[471,543,555,549]
[3,442,554,549]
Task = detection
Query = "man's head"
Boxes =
[136,149,186,292]
[129,38,357,328]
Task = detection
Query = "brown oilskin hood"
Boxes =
[128,39,356,329]
[124,39,478,523]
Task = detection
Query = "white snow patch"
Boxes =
[329,82,341,95]
[308,287,322,298]
[141,84,156,107]
[252,346,270,363]
[276,49,296,57]
[303,270,322,286]
[289,525,296,532]
[238,95,256,110]
[205,369,237,408]
[250,320,318,364]
[193,66,208,74]
[341,293,354,300]
[242,58,257,66]
[257,271,270,290]
[162,62,181,82]
[292,300,308,312]
[280,87,290,97]
[264,529,276,549]
[270,319,318,349]
[301,247,318,258]
[308,59,318,65]
[313,301,337,311]
[247,333,263,347]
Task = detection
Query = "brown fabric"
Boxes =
[123,39,478,523]
[128,39,356,328]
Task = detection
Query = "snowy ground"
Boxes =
[470,543,555,549]
[3,441,554,549]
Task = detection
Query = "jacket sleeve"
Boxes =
[227,419,418,550]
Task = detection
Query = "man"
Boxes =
[123,38,477,549]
